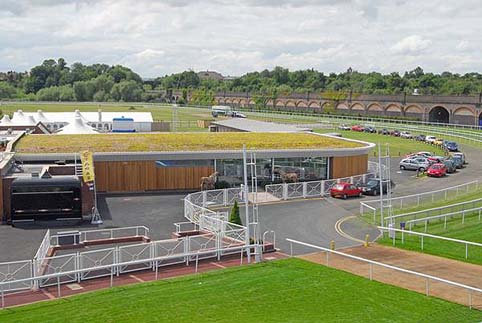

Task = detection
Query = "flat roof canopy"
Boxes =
[212,118,311,132]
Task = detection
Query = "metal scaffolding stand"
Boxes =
[242,146,262,263]
[378,144,393,228]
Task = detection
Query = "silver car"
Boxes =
[399,157,430,171]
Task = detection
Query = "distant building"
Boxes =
[197,71,225,81]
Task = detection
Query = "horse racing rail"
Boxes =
[384,197,482,228]
[378,226,482,261]
[287,238,482,309]
[360,180,480,225]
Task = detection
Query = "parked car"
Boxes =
[360,179,396,196]
[444,141,459,152]
[399,158,430,171]
[400,131,413,139]
[378,128,390,135]
[427,156,445,164]
[415,151,433,158]
[443,159,457,173]
[338,124,351,131]
[351,125,364,132]
[434,138,444,146]
[450,155,465,169]
[425,135,437,144]
[415,134,426,141]
[451,152,466,164]
[364,126,377,133]
[391,130,401,137]
[427,163,447,177]
[330,182,362,199]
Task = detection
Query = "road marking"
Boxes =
[129,274,144,283]
[334,216,382,244]
[210,262,226,269]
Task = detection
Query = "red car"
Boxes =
[330,182,362,199]
[351,125,364,132]
[427,163,447,177]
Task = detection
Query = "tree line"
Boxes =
[1,59,481,104]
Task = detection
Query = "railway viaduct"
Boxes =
[212,92,482,126]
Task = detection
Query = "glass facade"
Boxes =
[215,157,329,185]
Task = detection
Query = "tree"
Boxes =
[229,200,242,226]
[0,82,16,99]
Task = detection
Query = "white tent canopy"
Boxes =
[12,110,37,125]
[57,115,98,134]
[0,115,12,125]
[35,110,49,123]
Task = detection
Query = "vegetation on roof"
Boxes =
[14,132,363,153]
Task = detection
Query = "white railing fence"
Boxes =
[385,197,482,225]
[378,226,482,261]
[360,180,480,224]
[404,206,482,232]
[286,238,482,309]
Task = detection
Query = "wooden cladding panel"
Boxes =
[331,155,368,179]
[94,161,214,192]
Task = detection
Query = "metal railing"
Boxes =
[385,197,482,224]
[360,180,480,224]
[286,238,482,309]
[378,226,482,261]
[0,242,250,308]
[49,226,150,246]
[404,206,482,231]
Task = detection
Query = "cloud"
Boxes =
[0,0,481,76]
[390,35,432,55]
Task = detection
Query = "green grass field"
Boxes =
[1,258,481,323]
[378,211,482,265]
[315,129,445,157]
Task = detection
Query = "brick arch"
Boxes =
[350,103,365,111]
[216,97,225,104]
[453,106,476,125]
[429,106,450,124]
[266,99,275,108]
[308,101,321,109]
[336,102,349,110]
[404,104,423,120]
[239,98,248,107]
[285,100,296,111]
[296,100,308,108]
[248,99,256,106]
[275,100,285,109]
[366,103,382,111]
[385,104,402,117]
[225,98,233,105]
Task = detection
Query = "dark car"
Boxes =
[361,179,396,196]
[364,126,376,133]
[443,159,457,173]
[378,128,390,135]
[415,134,426,141]
[391,130,401,137]
[450,156,465,169]
[445,141,458,152]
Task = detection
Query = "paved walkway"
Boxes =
[1,252,287,309]
[300,244,482,309]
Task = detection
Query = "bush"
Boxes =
[229,200,242,226]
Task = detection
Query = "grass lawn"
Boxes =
[1,258,481,323]
[378,212,482,266]
[15,132,363,153]
[315,129,445,157]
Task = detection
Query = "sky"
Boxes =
[0,0,481,78]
